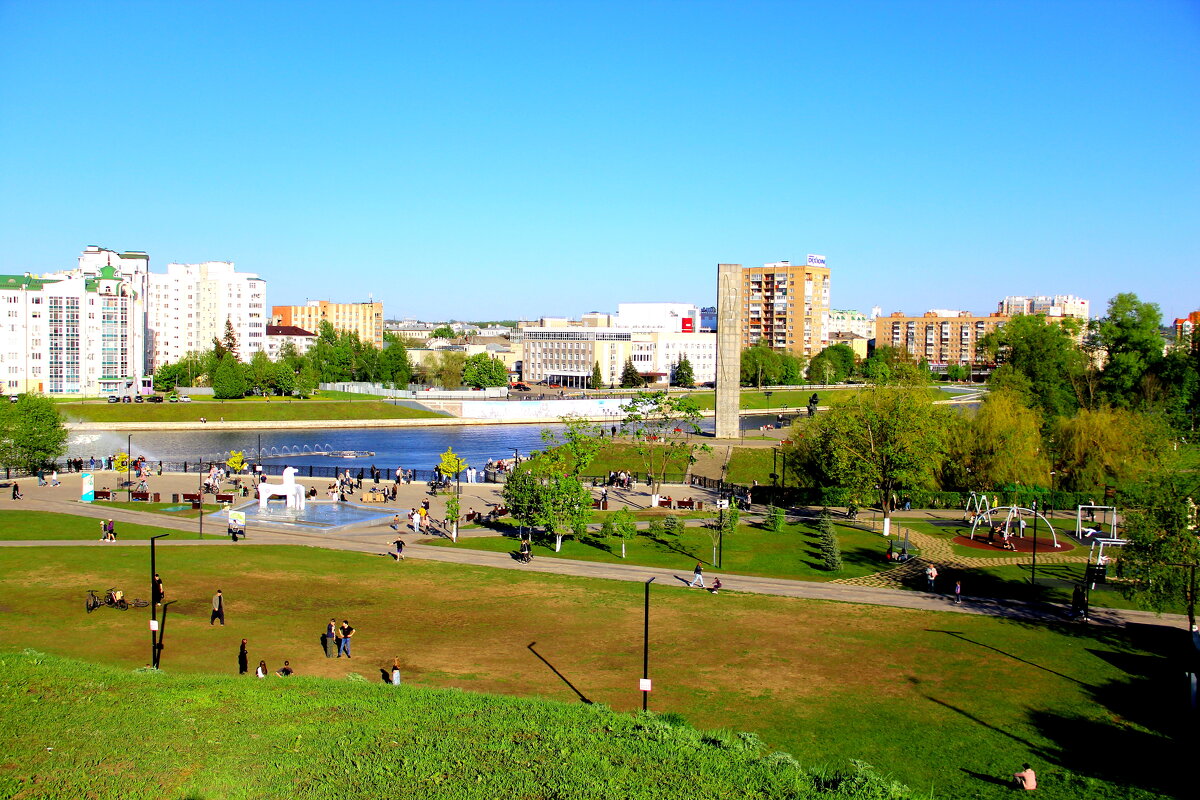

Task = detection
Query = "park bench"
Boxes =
[215,493,235,505]
[130,491,151,502]
[181,492,202,504]
[93,489,113,500]
[675,499,695,510]
[655,497,674,508]
[592,499,609,510]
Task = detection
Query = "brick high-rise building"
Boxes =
[740,258,830,357]
[875,310,1008,366]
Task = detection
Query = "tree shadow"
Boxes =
[526,642,591,704]
[926,629,1092,687]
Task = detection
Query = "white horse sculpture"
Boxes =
[258,466,306,511]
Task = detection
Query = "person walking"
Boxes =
[954,580,963,605]
[688,562,706,589]
[392,537,405,561]
[338,620,354,658]
[210,589,225,626]
[152,573,164,606]
[324,618,337,658]
[925,564,938,592]
[390,657,402,686]
[10,483,21,500]
[238,639,249,675]
[255,660,268,679]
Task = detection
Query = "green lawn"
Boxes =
[685,387,945,412]
[725,448,778,484]
[89,499,223,519]
[578,442,695,479]
[0,543,1186,799]
[436,520,891,582]
[60,399,446,423]
[0,509,222,540]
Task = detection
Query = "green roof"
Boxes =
[0,274,61,291]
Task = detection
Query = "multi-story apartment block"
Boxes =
[875,310,1008,366]
[998,295,1090,321]
[520,328,717,388]
[272,300,383,349]
[825,308,875,340]
[1,265,146,396]
[264,324,317,360]
[1175,310,1200,351]
[741,258,830,357]
[148,262,267,368]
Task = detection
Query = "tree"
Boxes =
[295,361,319,398]
[0,395,68,473]
[430,325,456,340]
[247,350,272,395]
[672,356,695,388]
[269,361,296,396]
[212,354,248,399]
[444,493,461,543]
[591,361,604,390]
[795,384,951,536]
[982,313,1085,419]
[704,503,740,567]
[1115,474,1200,629]
[620,392,709,496]
[620,358,644,388]
[539,416,604,477]
[226,450,246,473]
[462,353,509,388]
[1090,293,1165,407]
[426,350,467,389]
[940,390,1050,491]
[501,462,593,553]
[152,361,189,392]
[438,447,468,495]
[610,507,638,558]
[380,333,413,389]
[817,510,843,572]
[222,318,240,361]
[764,505,785,533]
[1051,407,1168,492]
[807,344,855,384]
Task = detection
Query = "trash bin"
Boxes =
[191,501,202,510]
[152,492,161,503]
[171,493,180,503]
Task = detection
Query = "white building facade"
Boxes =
[148,262,267,369]
[824,308,874,339]
[998,295,1090,321]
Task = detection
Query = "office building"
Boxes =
[875,310,1008,366]
[264,324,317,359]
[148,261,267,368]
[274,300,383,348]
[741,258,830,357]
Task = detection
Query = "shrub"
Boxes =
[662,514,681,536]
[818,510,843,572]
[765,505,785,533]
[647,518,665,539]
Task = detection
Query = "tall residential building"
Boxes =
[741,258,830,357]
[148,262,267,369]
[998,295,1090,321]
[272,300,383,348]
[520,327,717,388]
[1175,310,1200,351]
[264,324,317,360]
[875,310,1008,366]
[1,266,146,396]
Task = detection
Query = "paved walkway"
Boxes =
[1,472,1185,631]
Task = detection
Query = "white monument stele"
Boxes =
[259,466,306,511]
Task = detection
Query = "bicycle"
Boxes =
[86,588,149,613]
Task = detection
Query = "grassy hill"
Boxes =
[60,399,446,424]
[0,650,913,800]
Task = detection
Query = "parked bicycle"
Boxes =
[86,588,149,613]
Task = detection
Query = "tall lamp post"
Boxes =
[1030,509,1039,588]
[641,576,655,711]
[126,434,132,502]
[149,533,170,667]
[763,390,773,413]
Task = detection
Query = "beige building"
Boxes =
[875,311,1008,366]
[521,327,716,388]
[829,331,870,360]
[273,300,383,348]
[741,259,830,357]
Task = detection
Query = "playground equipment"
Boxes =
[964,491,992,521]
[968,504,1063,549]
[259,465,306,511]
[1076,504,1127,565]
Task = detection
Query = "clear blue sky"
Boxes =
[1,1,1196,322]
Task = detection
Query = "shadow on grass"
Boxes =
[527,642,591,704]
[959,767,1015,788]
[927,629,1092,687]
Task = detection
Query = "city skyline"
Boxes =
[1,1,1196,320]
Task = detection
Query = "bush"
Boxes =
[662,514,681,536]
[646,518,665,539]
[764,505,785,533]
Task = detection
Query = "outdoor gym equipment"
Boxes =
[1075,504,1127,565]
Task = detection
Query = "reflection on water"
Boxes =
[224,499,395,530]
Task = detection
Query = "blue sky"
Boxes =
[1,1,1196,322]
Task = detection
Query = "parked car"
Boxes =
[107,396,120,403]
[133,395,144,403]
[147,395,164,403]
[512,383,531,391]
[9,395,19,403]
[120,396,132,403]
[168,395,179,403]
[178,395,192,403]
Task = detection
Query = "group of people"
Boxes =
[35,469,62,487]
[924,564,963,604]
[606,471,636,490]
[323,618,356,658]
[99,519,118,541]
[687,563,722,593]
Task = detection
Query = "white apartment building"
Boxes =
[521,327,717,388]
[1,266,145,396]
[825,308,875,339]
[148,261,267,368]
[998,295,1090,320]
[264,324,316,360]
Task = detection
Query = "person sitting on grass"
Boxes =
[1012,763,1037,790]
[275,660,294,677]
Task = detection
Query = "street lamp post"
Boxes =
[764,390,773,412]
[1030,510,1039,588]
[642,576,655,711]
[126,434,132,502]
[150,533,170,667]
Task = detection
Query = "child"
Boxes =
[954,580,963,605]
[709,577,722,595]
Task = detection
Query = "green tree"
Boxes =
[501,462,592,553]
[380,333,413,388]
[795,384,951,536]
[438,446,468,489]
[462,353,509,388]
[295,361,319,398]
[0,394,68,473]
[212,354,248,399]
[425,350,468,389]
[672,356,695,388]
[1090,293,1164,407]
[940,390,1050,491]
[807,344,855,384]
[1115,474,1200,629]
[444,493,462,543]
[764,505,785,533]
[222,318,239,361]
[620,392,709,496]
[610,506,638,558]
[591,361,604,390]
[539,416,604,477]
[247,350,272,394]
[982,313,1084,419]
[1051,407,1168,492]
[430,325,456,340]
[817,510,843,572]
[620,358,644,388]
[269,361,296,396]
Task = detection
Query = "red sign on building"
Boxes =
[681,318,694,333]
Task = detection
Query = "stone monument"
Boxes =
[715,263,742,439]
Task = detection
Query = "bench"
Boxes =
[675,499,695,510]
[592,499,610,510]
[655,497,673,508]
[131,491,151,502]
[93,489,113,500]
[181,492,202,504]
[215,493,235,505]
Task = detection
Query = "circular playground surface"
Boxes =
[953,534,1076,555]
